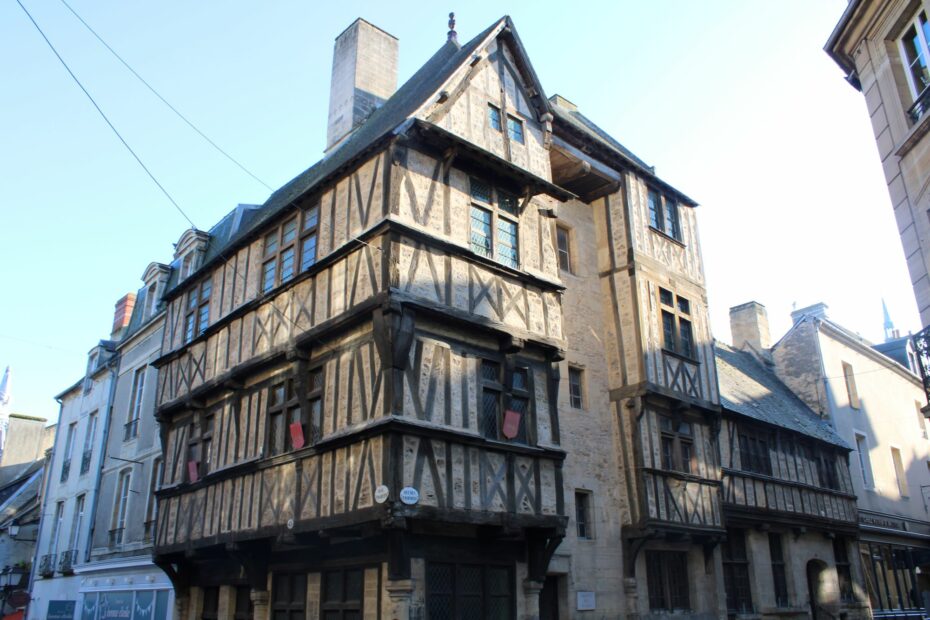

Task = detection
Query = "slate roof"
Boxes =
[165,18,504,297]
[872,335,914,372]
[716,342,848,449]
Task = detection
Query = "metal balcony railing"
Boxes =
[59,459,70,482]
[38,554,54,577]
[80,450,92,474]
[124,419,139,441]
[109,527,124,547]
[57,549,76,574]
[908,87,930,124]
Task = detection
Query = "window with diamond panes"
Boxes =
[479,360,530,444]
[321,568,365,620]
[722,529,753,614]
[272,573,307,620]
[469,178,520,269]
[426,563,514,620]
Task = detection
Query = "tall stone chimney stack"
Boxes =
[729,301,772,352]
[325,19,398,154]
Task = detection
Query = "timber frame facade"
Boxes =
[153,18,571,620]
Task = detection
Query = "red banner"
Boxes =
[502,409,522,439]
[290,422,305,450]
[187,460,199,483]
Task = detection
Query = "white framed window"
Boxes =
[125,368,145,441]
[899,10,930,102]
[69,494,85,556]
[50,501,65,556]
[80,412,97,474]
[111,469,132,546]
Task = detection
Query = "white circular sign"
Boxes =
[286,518,294,530]
[399,486,420,505]
[374,485,390,504]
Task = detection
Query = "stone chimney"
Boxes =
[325,19,398,154]
[790,302,829,324]
[729,301,772,352]
[111,293,136,339]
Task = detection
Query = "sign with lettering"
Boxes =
[374,485,390,503]
[399,487,419,505]
[47,600,75,620]
[99,591,133,619]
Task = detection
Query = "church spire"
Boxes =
[883,299,896,341]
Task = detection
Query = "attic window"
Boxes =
[507,115,524,144]
[488,105,502,132]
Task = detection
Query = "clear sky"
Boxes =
[1,1,918,423]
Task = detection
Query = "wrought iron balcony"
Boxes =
[908,87,930,124]
[80,450,92,474]
[57,549,76,574]
[38,554,54,577]
[124,419,139,441]
[59,459,70,483]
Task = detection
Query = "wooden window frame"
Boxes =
[488,104,502,132]
[768,533,790,607]
[812,448,840,490]
[568,365,584,409]
[645,550,690,611]
[261,216,299,295]
[271,573,307,620]
[321,567,366,618]
[184,411,215,481]
[184,278,212,343]
[659,415,694,474]
[125,368,146,441]
[469,177,520,269]
[658,287,695,359]
[555,224,572,273]
[647,188,682,241]
[299,204,320,273]
[722,529,754,614]
[506,114,524,144]
[265,366,323,458]
[737,428,772,476]
[575,490,594,540]
[425,562,515,620]
[478,358,533,445]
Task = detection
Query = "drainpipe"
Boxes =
[83,354,120,563]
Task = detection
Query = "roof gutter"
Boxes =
[824,0,864,85]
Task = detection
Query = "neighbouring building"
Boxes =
[28,299,130,619]
[77,263,174,620]
[826,1,930,327]
[716,336,868,620]
[734,300,930,618]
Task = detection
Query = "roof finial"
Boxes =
[448,12,457,43]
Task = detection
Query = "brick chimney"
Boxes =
[111,293,136,339]
[790,302,829,324]
[729,301,772,352]
[325,18,398,154]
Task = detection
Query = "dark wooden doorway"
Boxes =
[540,575,560,620]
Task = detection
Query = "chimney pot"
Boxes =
[325,19,399,154]
[729,301,772,351]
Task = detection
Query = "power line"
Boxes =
[14,0,197,230]
[57,0,274,192]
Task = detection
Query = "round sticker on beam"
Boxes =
[374,485,390,504]
[399,487,419,505]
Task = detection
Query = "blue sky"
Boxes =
[1,1,916,422]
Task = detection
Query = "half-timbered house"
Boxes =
[716,340,868,620]
[152,17,571,620]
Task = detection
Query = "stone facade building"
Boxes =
[827,0,930,327]
[732,300,930,618]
